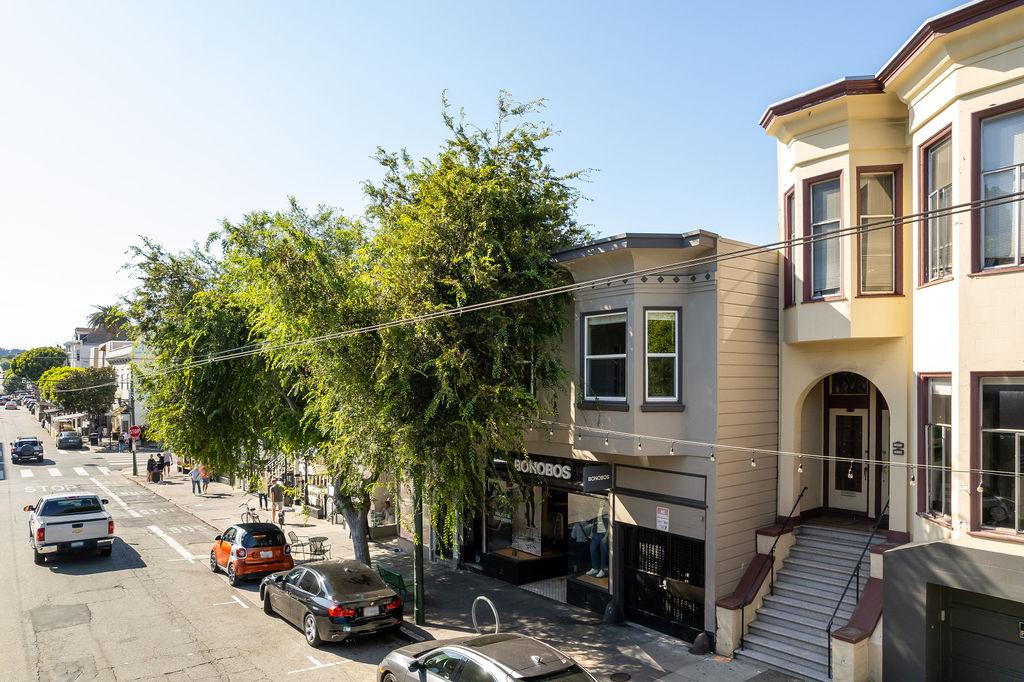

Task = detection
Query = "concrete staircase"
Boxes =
[735,524,884,681]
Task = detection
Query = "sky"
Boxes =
[0,0,960,349]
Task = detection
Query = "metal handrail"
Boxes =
[740,485,806,651]
[825,499,889,678]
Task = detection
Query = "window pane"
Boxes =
[861,220,894,292]
[982,380,1024,429]
[586,358,625,399]
[980,432,1016,529]
[982,110,1024,172]
[647,357,675,399]
[859,173,894,216]
[812,179,840,223]
[927,425,949,516]
[982,169,1015,267]
[586,314,626,356]
[646,312,676,354]
[929,378,952,424]
[812,221,841,297]
[929,139,952,192]
[460,661,496,682]
[927,184,952,280]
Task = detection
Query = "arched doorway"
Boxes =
[798,371,891,519]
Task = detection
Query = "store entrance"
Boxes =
[618,523,705,642]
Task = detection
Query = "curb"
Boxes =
[119,470,227,533]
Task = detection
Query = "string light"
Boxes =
[909,475,916,487]
[798,462,804,474]
[604,436,609,447]
[670,442,675,455]
[548,428,554,437]
[977,482,984,493]
[637,440,643,451]
[709,447,714,462]
[750,455,757,468]
[847,464,854,480]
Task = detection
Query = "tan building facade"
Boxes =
[716,2,1024,680]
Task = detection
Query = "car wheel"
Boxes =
[209,551,219,573]
[381,673,397,682]
[33,549,44,565]
[303,613,322,647]
[227,562,240,586]
[262,590,275,616]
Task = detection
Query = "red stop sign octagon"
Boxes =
[129,425,142,439]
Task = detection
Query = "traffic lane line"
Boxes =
[89,477,142,518]
[74,467,88,476]
[148,525,200,563]
[20,470,33,478]
[48,468,62,477]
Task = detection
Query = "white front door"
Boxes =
[829,409,869,513]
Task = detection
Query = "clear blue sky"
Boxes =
[0,0,959,348]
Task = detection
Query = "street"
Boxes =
[0,407,406,681]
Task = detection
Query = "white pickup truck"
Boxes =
[24,493,115,565]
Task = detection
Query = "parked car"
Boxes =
[377,632,596,682]
[56,431,83,450]
[10,437,44,462]
[210,523,293,586]
[23,493,114,564]
[4,401,17,410]
[261,559,402,647]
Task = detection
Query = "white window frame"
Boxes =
[583,311,627,402]
[926,138,953,281]
[644,309,679,403]
[810,178,841,298]
[978,377,1024,534]
[980,110,1024,270]
[859,171,896,294]
[924,377,952,517]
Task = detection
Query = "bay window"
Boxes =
[925,138,953,281]
[859,171,896,293]
[810,178,841,298]
[980,109,1024,269]
[583,312,626,402]
[978,377,1024,532]
[924,377,952,517]
[644,309,679,402]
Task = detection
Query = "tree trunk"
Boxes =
[334,487,372,566]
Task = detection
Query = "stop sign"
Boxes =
[129,425,142,439]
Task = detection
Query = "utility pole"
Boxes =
[413,475,425,625]
[129,374,138,477]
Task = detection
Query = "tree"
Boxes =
[40,366,116,424]
[39,366,81,401]
[9,346,67,382]
[88,304,130,339]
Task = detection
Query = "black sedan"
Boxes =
[56,431,83,449]
[260,559,402,647]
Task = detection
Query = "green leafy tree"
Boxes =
[88,304,130,339]
[10,346,67,381]
[40,366,116,425]
[39,366,81,401]
[3,374,26,393]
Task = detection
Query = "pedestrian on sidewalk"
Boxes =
[162,451,172,478]
[155,453,165,483]
[257,473,270,511]
[189,465,203,495]
[145,455,156,482]
[200,464,210,494]
[270,479,284,525]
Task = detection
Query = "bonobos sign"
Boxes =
[512,457,572,480]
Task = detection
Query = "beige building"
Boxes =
[715,2,1024,680]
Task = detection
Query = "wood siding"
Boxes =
[714,240,780,593]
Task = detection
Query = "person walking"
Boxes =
[199,464,210,494]
[145,455,156,482]
[257,474,270,511]
[188,465,203,495]
[162,451,172,479]
[154,453,165,483]
[269,479,284,525]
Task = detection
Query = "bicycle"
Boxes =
[239,501,262,524]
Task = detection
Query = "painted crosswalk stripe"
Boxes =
[20,470,34,478]
[48,468,62,477]
[98,466,111,476]
[74,467,89,477]
[148,525,198,563]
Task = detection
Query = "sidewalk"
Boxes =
[126,468,789,682]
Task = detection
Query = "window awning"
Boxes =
[54,413,87,421]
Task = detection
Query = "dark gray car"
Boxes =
[377,632,597,682]
[260,559,402,646]
[56,431,83,449]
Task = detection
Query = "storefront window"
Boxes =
[567,493,610,590]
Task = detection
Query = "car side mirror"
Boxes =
[101,499,109,505]
[275,574,285,582]
[407,660,423,673]
[214,535,222,541]
[23,505,34,512]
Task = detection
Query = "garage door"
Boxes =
[942,587,1024,681]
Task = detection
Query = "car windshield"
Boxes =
[59,431,76,437]
[241,529,286,548]
[15,440,39,446]
[40,497,103,515]
[529,666,594,681]
[321,566,387,596]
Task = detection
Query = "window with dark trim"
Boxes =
[808,177,841,298]
[978,376,1024,533]
[979,109,1024,269]
[923,377,952,517]
[784,188,795,307]
[582,311,627,402]
[858,171,896,294]
[644,309,679,402]
[924,137,953,282]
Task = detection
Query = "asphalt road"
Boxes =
[0,407,407,681]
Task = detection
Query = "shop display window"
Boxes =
[485,481,513,554]
[567,493,610,591]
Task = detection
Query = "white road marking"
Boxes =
[20,470,33,478]
[212,595,250,609]
[74,467,89,477]
[97,466,111,476]
[148,525,199,563]
[89,477,142,518]
[288,657,342,675]
[48,468,62,477]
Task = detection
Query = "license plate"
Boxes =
[363,605,379,617]
[72,528,82,534]
[260,551,273,558]
[70,541,84,548]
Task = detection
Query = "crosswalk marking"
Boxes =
[74,467,89,476]
[48,468,62,477]
[98,466,111,476]
[20,470,33,478]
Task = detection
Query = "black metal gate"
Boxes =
[618,522,705,642]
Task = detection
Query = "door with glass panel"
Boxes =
[829,409,869,512]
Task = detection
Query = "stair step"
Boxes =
[796,536,875,557]
[778,565,868,590]
[736,646,830,682]
[744,633,828,667]
[785,556,869,578]
[757,605,833,630]
[748,619,830,653]
[797,524,885,545]
[763,594,854,620]
[789,546,871,569]
[774,582,859,609]
[755,610,829,639]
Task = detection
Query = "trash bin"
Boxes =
[151,469,161,483]
[88,432,100,446]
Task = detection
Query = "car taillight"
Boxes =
[108,520,115,535]
[386,596,402,610]
[328,604,356,618]
[235,548,247,559]
[36,527,45,542]
[284,544,291,555]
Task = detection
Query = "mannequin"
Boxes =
[585,500,609,579]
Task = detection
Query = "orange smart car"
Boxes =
[210,523,293,586]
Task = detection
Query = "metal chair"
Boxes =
[287,530,309,559]
[308,537,331,560]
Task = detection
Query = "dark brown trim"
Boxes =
[874,390,889,518]
[716,553,772,610]
[917,372,951,517]
[822,383,830,510]
[759,77,883,129]
[967,265,1024,277]
[802,170,844,303]
[917,125,953,287]
[783,186,796,308]
[969,370,1024,532]
[968,529,1024,545]
[855,165,904,297]
[832,577,883,643]
[916,511,953,529]
[641,306,683,408]
[916,275,953,289]
[577,401,629,413]
[886,529,909,544]
[579,308,628,408]
[970,96,1024,273]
